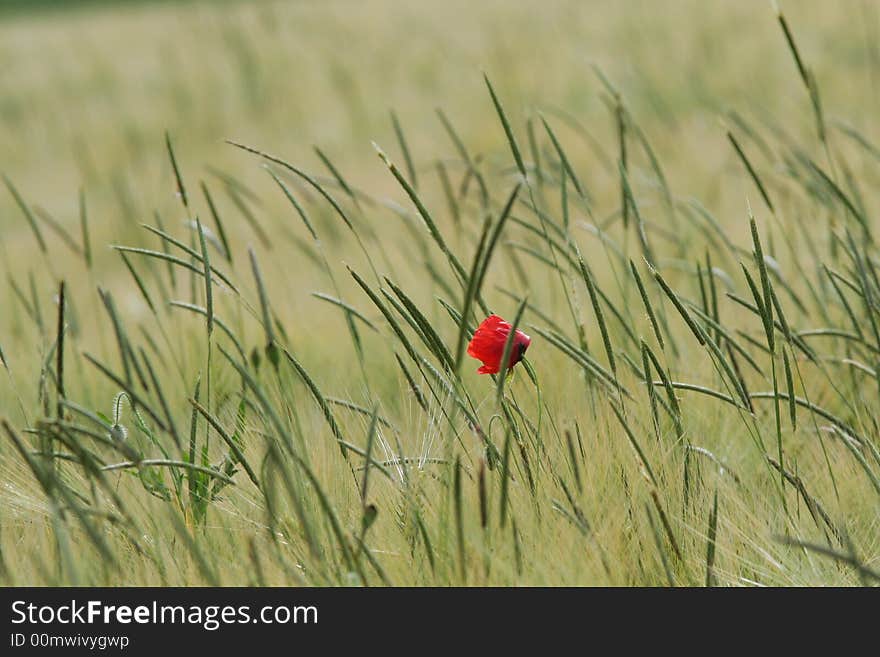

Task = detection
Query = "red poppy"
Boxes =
[467,314,532,374]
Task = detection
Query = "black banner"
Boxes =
[0,586,866,653]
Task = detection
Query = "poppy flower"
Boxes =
[467,314,531,374]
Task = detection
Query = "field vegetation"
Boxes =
[0,0,878,585]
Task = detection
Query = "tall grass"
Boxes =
[0,0,878,586]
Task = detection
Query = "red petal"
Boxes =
[468,314,516,374]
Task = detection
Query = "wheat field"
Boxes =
[0,0,878,586]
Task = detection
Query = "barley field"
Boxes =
[1,0,879,586]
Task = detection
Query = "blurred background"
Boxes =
[1,0,879,364]
[3,1,877,220]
